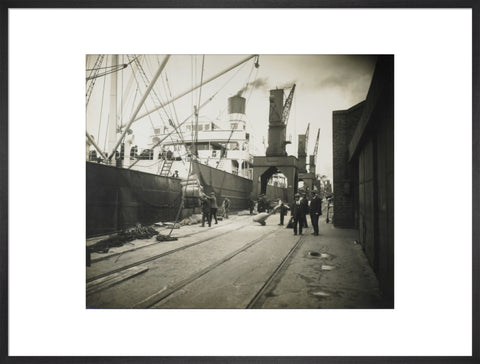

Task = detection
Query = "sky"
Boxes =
[86,54,377,179]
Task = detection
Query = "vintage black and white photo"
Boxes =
[86,54,394,309]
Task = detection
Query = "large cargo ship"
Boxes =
[86,55,288,237]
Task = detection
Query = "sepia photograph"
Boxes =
[85,54,394,309]
[5,5,474,359]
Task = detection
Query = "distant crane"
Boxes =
[309,128,320,174]
[304,122,310,153]
[313,128,320,158]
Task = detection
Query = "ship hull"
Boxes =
[191,160,288,209]
[87,161,289,237]
[86,162,182,237]
[192,160,253,210]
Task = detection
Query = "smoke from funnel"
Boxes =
[275,81,296,90]
[236,77,269,96]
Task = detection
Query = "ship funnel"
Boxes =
[228,95,246,130]
[228,95,246,114]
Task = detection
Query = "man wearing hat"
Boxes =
[200,193,212,227]
[300,192,309,228]
[309,190,322,236]
[291,193,305,236]
[209,192,219,224]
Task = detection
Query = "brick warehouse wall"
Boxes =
[332,102,365,228]
[332,56,394,306]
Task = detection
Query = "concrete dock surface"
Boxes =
[86,211,387,309]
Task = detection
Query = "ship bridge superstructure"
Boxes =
[139,94,254,179]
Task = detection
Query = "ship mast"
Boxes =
[107,55,171,160]
[107,55,118,162]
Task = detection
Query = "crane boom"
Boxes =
[313,128,320,156]
[281,83,296,126]
[304,122,310,151]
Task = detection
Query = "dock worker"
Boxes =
[278,200,290,226]
[209,192,219,224]
[253,200,282,226]
[300,192,309,228]
[249,199,255,215]
[291,193,305,236]
[222,197,231,219]
[257,194,266,213]
[309,190,322,236]
[200,193,212,227]
[249,193,255,215]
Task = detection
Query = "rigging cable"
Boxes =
[162,72,188,157]
[194,55,206,154]
[144,56,175,124]
[128,90,220,170]
[86,56,137,72]
[86,55,105,107]
[139,56,182,149]
[96,68,108,145]
[128,56,157,131]
[141,56,189,158]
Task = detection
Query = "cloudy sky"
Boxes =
[86,54,376,179]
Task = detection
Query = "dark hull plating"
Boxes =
[86,161,288,237]
[86,162,182,237]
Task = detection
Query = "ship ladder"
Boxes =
[160,159,174,176]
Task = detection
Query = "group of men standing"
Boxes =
[199,192,231,227]
[289,191,323,236]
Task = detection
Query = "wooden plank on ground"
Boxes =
[87,266,149,296]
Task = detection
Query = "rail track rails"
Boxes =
[87,219,310,309]
[87,220,252,284]
[133,226,285,308]
[89,216,244,264]
[246,232,307,308]
[135,228,309,309]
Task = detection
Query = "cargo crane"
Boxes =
[309,128,320,174]
[282,84,296,126]
[304,122,310,153]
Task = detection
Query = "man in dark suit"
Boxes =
[278,200,290,225]
[291,193,305,236]
[300,192,309,228]
[209,192,219,224]
[200,194,212,227]
[309,190,322,235]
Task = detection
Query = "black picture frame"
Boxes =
[1,1,478,363]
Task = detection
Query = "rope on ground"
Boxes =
[88,223,159,254]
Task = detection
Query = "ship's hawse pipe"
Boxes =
[108,55,171,160]
[133,54,258,123]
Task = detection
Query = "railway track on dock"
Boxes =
[138,228,308,309]
[87,220,310,309]
[87,220,252,284]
